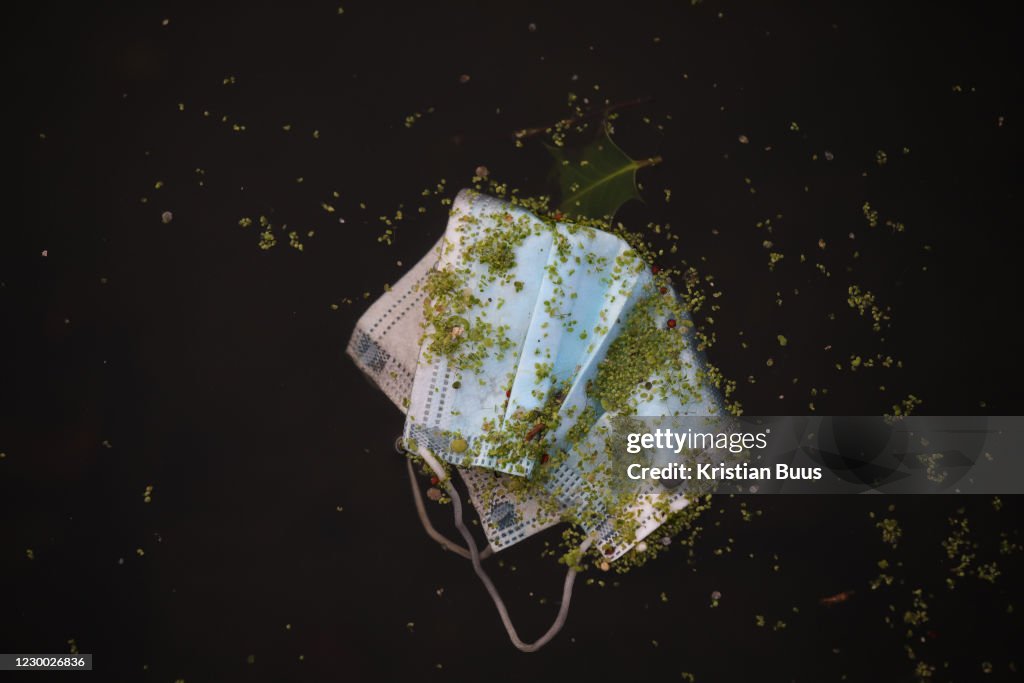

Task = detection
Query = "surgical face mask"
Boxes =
[348,188,723,650]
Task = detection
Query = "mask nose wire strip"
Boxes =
[417,447,592,653]
[405,458,493,561]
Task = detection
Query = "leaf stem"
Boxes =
[636,155,663,169]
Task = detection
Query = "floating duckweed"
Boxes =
[259,228,276,250]
[878,517,902,548]
[862,202,879,228]
[847,285,891,331]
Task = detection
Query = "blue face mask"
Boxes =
[350,188,724,649]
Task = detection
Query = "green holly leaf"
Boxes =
[548,127,661,221]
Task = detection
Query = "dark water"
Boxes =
[4,1,1022,681]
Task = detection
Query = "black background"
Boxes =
[3,1,1022,681]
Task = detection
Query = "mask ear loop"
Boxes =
[398,436,493,560]
[411,445,592,653]
[405,458,493,560]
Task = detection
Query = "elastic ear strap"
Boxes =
[406,458,493,560]
[417,447,591,653]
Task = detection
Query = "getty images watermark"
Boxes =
[613,415,1022,494]
[625,426,822,482]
